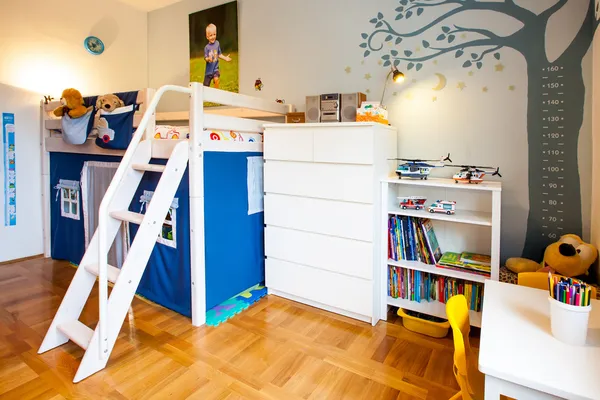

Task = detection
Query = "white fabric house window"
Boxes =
[55,179,80,220]
[139,190,178,249]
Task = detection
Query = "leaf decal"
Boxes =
[455,49,464,58]
[407,62,415,70]
[422,40,430,48]
[448,35,455,43]
[382,54,390,60]
[361,33,368,39]
[463,60,472,68]
[406,10,413,18]
[494,52,501,60]
[364,50,371,57]
[386,35,393,42]
[359,43,367,48]
[376,21,383,28]
[395,6,404,12]
[442,26,451,33]
[391,50,399,56]
[370,18,378,24]
[471,53,478,59]
[396,14,404,20]
[395,37,403,45]
[416,63,423,71]
[437,34,446,41]
[377,12,383,19]
[476,62,483,69]
[400,0,408,4]
[394,59,401,67]
[404,50,413,57]
[417,7,424,16]
[384,60,392,67]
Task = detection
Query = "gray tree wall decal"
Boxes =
[362,0,595,260]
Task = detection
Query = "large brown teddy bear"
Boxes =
[506,234,598,278]
[53,88,92,119]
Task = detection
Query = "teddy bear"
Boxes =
[506,234,598,278]
[91,94,125,140]
[53,88,92,119]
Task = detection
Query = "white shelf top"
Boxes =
[389,205,493,227]
[263,122,397,131]
[388,259,490,283]
[387,296,482,327]
[383,177,502,192]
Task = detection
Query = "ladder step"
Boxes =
[110,210,144,225]
[132,163,166,173]
[57,321,94,350]
[84,263,121,284]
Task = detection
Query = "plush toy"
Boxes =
[506,234,598,278]
[53,88,92,119]
[95,94,124,113]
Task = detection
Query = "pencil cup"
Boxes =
[548,296,591,346]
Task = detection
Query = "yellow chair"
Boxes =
[446,295,484,400]
[518,272,597,298]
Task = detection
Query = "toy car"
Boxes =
[398,196,427,210]
[427,200,456,215]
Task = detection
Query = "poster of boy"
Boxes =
[189,1,239,100]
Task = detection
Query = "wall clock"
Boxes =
[84,36,104,55]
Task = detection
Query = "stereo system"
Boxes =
[305,92,366,123]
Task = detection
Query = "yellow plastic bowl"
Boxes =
[397,308,450,338]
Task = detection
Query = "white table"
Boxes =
[479,280,600,400]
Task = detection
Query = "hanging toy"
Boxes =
[254,78,264,91]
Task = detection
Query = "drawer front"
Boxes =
[264,194,373,242]
[313,127,373,165]
[264,129,313,162]
[285,112,305,123]
[266,258,373,317]
[265,226,373,279]
[264,161,374,204]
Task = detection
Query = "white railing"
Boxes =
[96,85,191,358]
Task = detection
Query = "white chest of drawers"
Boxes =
[263,122,397,325]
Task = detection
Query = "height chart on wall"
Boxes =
[3,113,16,226]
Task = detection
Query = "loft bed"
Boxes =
[41,85,294,327]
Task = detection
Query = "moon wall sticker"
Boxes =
[432,73,447,91]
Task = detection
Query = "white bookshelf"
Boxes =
[378,177,502,328]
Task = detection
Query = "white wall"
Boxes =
[0,0,148,262]
[148,0,593,262]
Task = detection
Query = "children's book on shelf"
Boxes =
[388,216,441,265]
[437,252,491,277]
[460,252,491,266]
[388,266,484,312]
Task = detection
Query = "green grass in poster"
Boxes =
[190,51,239,107]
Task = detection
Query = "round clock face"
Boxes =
[84,36,104,55]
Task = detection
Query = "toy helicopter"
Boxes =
[446,164,502,184]
[390,153,452,180]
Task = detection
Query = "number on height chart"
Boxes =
[548,233,557,239]
[549,216,557,222]
[548,116,560,122]
[549,183,558,188]
[548,167,560,172]
[546,66,559,72]
[547,83,560,89]
[547,100,560,105]
[548,133,560,139]
[549,200,557,206]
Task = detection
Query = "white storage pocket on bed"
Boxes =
[95,105,136,150]
[61,109,94,145]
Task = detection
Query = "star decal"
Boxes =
[364,73,372,80]
[393,92,398,96]
[508,85,516,91]
[457,82,466,91]
[461,33,467,39]
[468,71,474,77]
[432,96,437,102]
[405,92,414,100]
[344,66,351,74]
[378,60,383,66]
[412,79,418,83]
[482,86,488,93]
[366,89,371,94]
[415,46,422,52]
[433,60,438,65]
[495,63,505,72]
[361,60,365,65]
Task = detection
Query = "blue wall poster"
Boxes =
[3,113,15,226]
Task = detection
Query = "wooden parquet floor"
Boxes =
[0,258,479,399]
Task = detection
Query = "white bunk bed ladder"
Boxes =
[38,85,192,383]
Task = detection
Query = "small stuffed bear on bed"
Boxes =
[53,88,92,119]
[92,94,125,141]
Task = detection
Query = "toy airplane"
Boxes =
[390,153,452,180]
[446,164,502,184]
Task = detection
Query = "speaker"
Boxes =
[305,95,320,123]
[341,92,367,122]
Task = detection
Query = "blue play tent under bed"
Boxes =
[49,127,265,318]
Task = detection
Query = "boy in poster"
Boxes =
[203,23,231,88]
